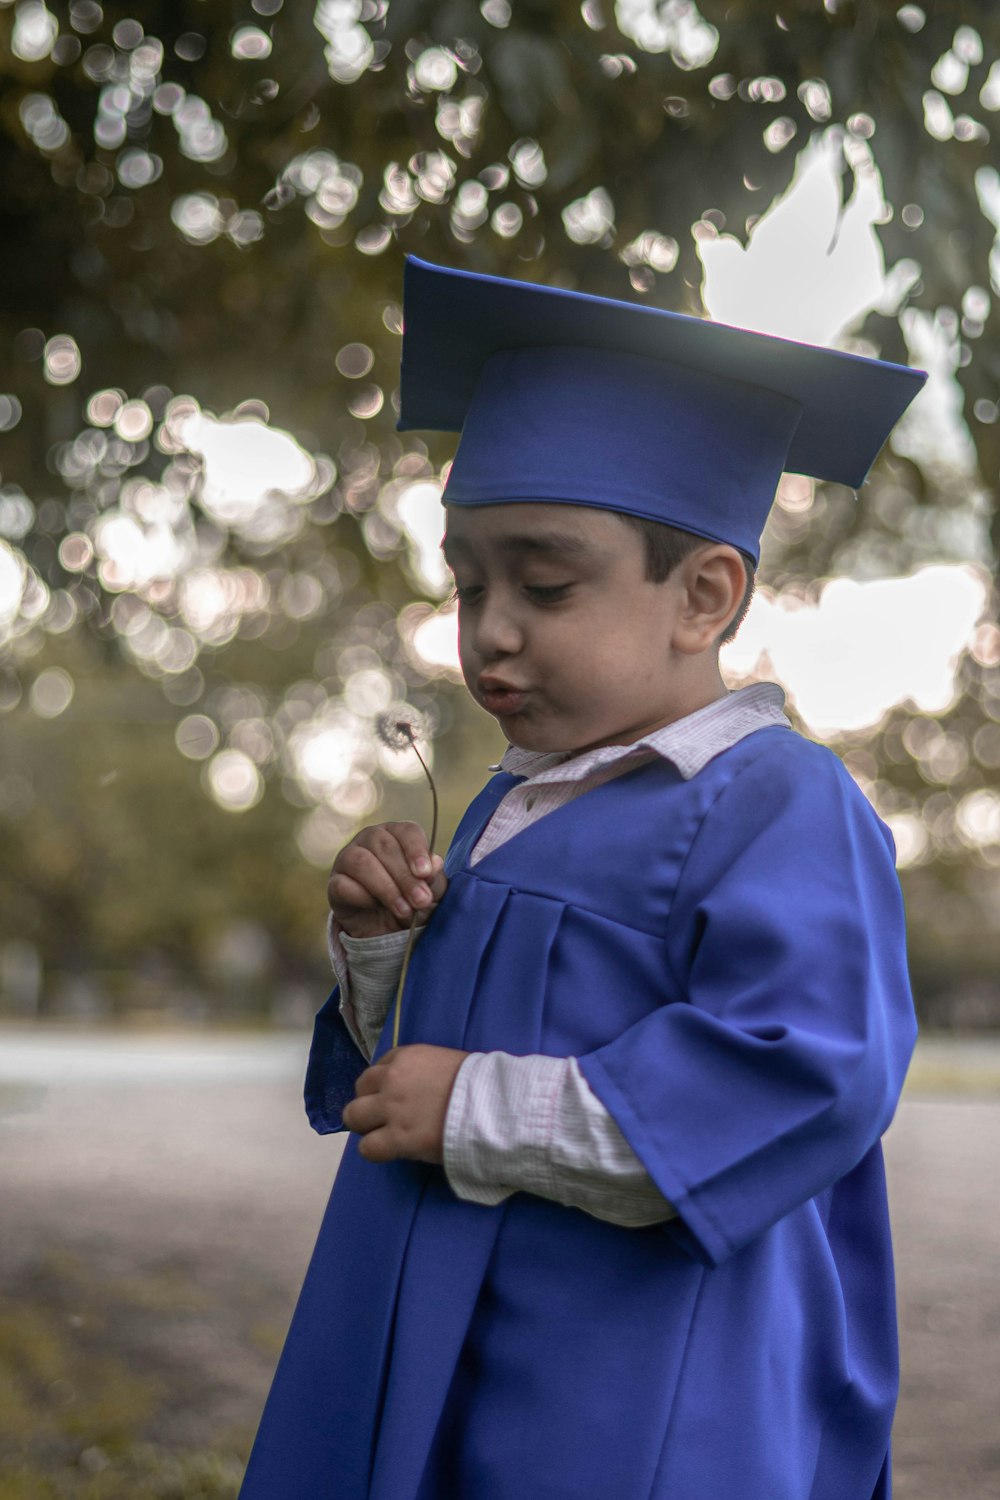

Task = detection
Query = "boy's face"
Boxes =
[441,501,725,756]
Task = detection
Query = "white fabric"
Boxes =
[329,923,419,1059]
[328,681,790,1227]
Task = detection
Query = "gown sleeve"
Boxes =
[305,924,426,1133]
[576,739,918,1268]
[303,984,370,1134]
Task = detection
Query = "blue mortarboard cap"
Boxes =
[396,255,928,565]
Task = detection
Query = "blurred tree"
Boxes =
[0,0,998,1016]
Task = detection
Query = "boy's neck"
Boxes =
[519,683,734,761]
[598,664,733,751]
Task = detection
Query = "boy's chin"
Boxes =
[500,717,597,757]
[496,718,560,754]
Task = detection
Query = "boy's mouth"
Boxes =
[478,676,529,714]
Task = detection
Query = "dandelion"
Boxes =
[375,709,423,752]
[375,706,439,1047]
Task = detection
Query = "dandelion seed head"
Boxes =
[375,704,427,750]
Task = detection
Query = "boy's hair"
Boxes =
[615,512,756,646]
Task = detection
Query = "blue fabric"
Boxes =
[443,344,803,562]
[240,728,916,1500]
[303,995,367,1134]
[396,256,928,564]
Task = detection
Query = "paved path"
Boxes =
[1,1026,999,1497]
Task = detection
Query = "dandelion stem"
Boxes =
[390,732,438,1049]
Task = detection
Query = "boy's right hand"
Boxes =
[328,822,448,940]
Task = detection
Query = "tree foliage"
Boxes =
[1,0,998,1015]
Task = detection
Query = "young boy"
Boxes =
[239,256,927,1499]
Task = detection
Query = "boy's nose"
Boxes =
[466,597,524,660]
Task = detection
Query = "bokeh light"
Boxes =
[412,46,457,92]
[956,789,1000,848]
[43,336,82,387]
[19,93,70,153]
[286,709,371,807]
[171,193,225,244]
[175,411,319,533]
[12,2,59,62]
[481,0,511,27]
[0,542,27,638]
[277,148,363,229]
[175,714,220,760]
[721,566,990,735]
[403,603,462,678]
[883,811,929,867]
[699,127,889,344]
[0,395,23,432]
[395,480,451,595]
[231,26,272,60]
[204,749,264,811]
[614,0,719,66]
[29,667,75,719]
[314,0,374,84]
[114,400,153,442]
[174,95,228,163]
[0,490,34,541]
[562,186,615,245]
[296,805,353,866]
[336,343,374,378]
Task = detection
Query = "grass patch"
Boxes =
[0,1250,253,1499]
[0,1442,244,1499]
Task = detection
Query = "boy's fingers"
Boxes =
[342,1090,387,1131]
[328,862,389,914]
[371,828,437,906]
[385,821,435,879]
[362,826,436,910]
[354,1061,390,1095]
[357,1129,397,1163]
[332,847,413,919]
[327,871,371,914]
[330,825,445,924]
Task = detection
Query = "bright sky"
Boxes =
[701,124,991,732]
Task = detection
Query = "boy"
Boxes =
[239,257,926,1499]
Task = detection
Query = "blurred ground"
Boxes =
[0,1026,998,1499]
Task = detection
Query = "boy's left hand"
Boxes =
[341,1045,470,1165]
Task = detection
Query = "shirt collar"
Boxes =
[488,682,790,784]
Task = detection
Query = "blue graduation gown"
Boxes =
[239,725,916,1500]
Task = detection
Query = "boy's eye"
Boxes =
[525,585,572,602]
[452,579,575,603]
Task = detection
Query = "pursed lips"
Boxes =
[476,678,530,711]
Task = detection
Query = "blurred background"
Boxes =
[0,0,998,1495]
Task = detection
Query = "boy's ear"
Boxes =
[672,546,746,654]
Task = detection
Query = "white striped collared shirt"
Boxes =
[328,681,791,1228]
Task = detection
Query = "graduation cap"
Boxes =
[396,255,928,565]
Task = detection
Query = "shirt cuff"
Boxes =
[443,1051,678,1227]
[327,912,422,1060]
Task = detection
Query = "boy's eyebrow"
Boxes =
[440,530,599,561]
